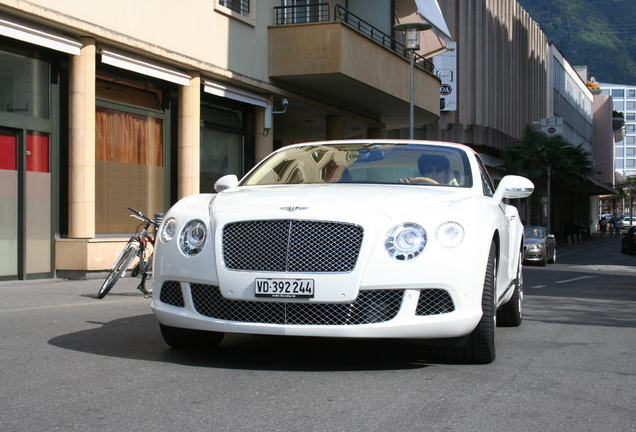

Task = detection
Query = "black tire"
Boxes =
[160,324,224,350]
[548,247,556,264]
[498,248,524,327]
[97,243,139,299]
[539,254,546,266]
[455,241,497,364]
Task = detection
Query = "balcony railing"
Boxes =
[220,0,250,15]
[273,4,434,73]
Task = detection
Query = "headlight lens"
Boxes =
[385,223,427,260]
[436,221,465,248]
[179,220,207,256]
[159,217,177,243]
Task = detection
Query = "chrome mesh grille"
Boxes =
[222,220,364,273]
[191,284,403,325]
[415,289,455,316]
[159,281,185,307]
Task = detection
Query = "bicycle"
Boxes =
[97,207,163,299]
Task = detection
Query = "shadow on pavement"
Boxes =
[48,314,468,371]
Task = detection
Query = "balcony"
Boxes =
[269,4,441,130]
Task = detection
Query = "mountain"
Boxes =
[517,0,636,85]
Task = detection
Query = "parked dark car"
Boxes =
[524,226,556,266]
[564,220,589,239]
[621,226,636,254]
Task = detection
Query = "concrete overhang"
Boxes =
[268,22,441,131]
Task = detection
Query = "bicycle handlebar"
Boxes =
[128,206,159,226]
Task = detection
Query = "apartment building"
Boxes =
[0,0,448,280]
[597,82,636,180]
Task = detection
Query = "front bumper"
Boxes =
[151,279,483,340]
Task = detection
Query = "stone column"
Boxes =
[255,105,274,164]
[68,37,96,239]
[326,116,343,140]
[178,72,201,199]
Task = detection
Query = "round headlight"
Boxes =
[436,222,464,248]
[179,219,207,256]
[160,217,177,243]
[385,223,427,261]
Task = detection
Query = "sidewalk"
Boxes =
[557,231,622,252]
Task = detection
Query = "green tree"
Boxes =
[499,125,594,225]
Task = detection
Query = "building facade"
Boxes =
[0,0,447,280]
[597,83,636,180]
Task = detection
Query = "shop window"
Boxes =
[200,105,244,193]
[0,49,49,119]
[96,81,165,234]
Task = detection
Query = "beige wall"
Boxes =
[0,0,273,82]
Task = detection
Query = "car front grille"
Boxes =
[222,219,364,273]
[159,280,185,307]
[190,284,403,325]
[415,289,455,316]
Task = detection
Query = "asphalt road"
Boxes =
[1,234,634,432]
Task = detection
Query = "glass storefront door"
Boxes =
[0,46,54,280]
[0,129,19,278]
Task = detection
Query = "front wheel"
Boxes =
[97,243,139,299]
[455,241,497,364]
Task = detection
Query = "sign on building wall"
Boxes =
[433,41,456,111]
[541,117,563,136]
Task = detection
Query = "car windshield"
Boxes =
[525,226,545,238]
[242,143,473,187]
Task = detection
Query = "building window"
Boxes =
[219,0,249,15]
[0,49,50,119]
[95,80,165,234]
[627,148,636,156]
[627,136,636,144]
[612,89,625,98]
[627,113,636,121]
[627,101,636,110]
[626,124,635,132]
[627,159,635,168]
[629,89,636,98]
[200,105,244,193]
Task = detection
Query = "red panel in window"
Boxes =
[27,132,50,173]
[0,129,17,171]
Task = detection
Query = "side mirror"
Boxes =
[214,174,239,192]
[493,175,534,203]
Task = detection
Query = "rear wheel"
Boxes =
[160,324,224,350]
[456,241,497,364]
[97,243,139,299]
[498,247,524,327]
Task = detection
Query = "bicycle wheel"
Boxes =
[97,242,140,299]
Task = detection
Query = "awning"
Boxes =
[395,0,452,58]
[573,176,619,196]
[204,80,268,107]
[414,0,452,41]
[100,48,191,86]
[0,16,81,55]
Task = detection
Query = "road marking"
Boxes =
[554,275,599,284]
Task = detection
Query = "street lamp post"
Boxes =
[394,22,432,140]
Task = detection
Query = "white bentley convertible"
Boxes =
[151,140,533,364]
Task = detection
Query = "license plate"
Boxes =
[255,278,315,298]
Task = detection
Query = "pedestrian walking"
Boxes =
[600,217,607,237]
[614,217,621,237]
[609,216,615,237]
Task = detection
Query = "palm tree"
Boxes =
[499,125,595,226]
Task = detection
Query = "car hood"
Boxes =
[524,237,545,245]
[210,184,473,220]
